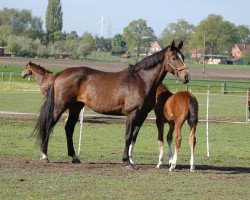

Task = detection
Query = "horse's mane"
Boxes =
[129,46,170,72]
[29,62,53,75]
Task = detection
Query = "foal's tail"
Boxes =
[188,94,199,127]
[35,82,56,149]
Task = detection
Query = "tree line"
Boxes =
[0,1,250,63]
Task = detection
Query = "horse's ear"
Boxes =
[177,41,183,50]
[171,40,175,50]
[29,61,32,64]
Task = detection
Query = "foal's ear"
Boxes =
[171,40,175,50]
[177,41,183,50]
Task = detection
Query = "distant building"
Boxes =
[232,44,250,58]
[148,41,162,55]
[190,47,203,59]
[205,55,228,64]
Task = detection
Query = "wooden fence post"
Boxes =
[221,81,226,94]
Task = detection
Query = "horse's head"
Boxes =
[21,61,33,78]
[163,41,190,84]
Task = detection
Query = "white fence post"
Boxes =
[206,90,210,158]
[246,89,250,123]
[78,107,85,156]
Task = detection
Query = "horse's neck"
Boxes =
[138,63,167,92]
[31,67,45,85]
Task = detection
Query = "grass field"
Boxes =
[0,80,248,122]
[0,119,249,199]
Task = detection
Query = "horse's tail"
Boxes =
[188,94,199,127]
[35,81,56,149]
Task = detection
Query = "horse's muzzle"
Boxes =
[182,72,191,84]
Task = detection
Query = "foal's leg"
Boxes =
[156,118,164,168]
[189,126,196,172]
[169,123,182,172]
[166,123,174,166]
[65,104,83,163]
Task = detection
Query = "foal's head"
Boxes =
[163,41,190,84]
[21,61,35,78]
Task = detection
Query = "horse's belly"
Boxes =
[84,97,125,116]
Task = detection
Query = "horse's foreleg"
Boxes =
[123,113,138,169]
[65,105,83,163]
[128,126,140,165]
[156,118,164,168]
[169,123,182,172]
[189,126,196,172]
[167,123,174,167]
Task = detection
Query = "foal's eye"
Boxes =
[172,57,176,60]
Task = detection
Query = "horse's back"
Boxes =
[163,91,196,122]
[53,66,140,115]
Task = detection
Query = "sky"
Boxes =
[1,0,250,37]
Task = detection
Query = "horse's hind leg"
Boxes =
[156,118,164,168]
[189,126,196,172]
[65,103,84,163]
[167,123,174,167]
[169,123,182,172]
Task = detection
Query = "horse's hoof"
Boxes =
[190,166,195,172]
[72,158,81,164]
[124,161,136,170]
[156,164,162,169]
[169,165,175,172]
[40,157,49,163]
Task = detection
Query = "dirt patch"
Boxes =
[0,157,249,175]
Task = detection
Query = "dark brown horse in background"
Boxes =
[154,84,198,172]
[21,61,55,95]
[35,41,191,168]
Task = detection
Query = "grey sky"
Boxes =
[1,0,249,37]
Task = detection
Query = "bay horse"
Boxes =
[154,84,198,172]
[35,41,191,168]
[21,61,55,95]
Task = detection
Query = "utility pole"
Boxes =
[202,33,206,74]
[100,16,104,37]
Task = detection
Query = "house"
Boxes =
[190,47,203,59]
[231,44,250,65]
[232,44,250,58]
[148,41,162,55]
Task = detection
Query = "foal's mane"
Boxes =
[29,62,53,75]
[130,46,170,72]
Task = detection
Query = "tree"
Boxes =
[46,0,63,42]
[111,34,127,53]
[243,50,250,65]
[77,32,96,59]
[159,19,194,47]
[0,25,13,45]
[236,25,250,43]
[190,14,238,55]
[95,36,112,52]
[0,8,43,39]
[123,19,156,59]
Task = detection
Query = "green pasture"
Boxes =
[0,119,249,200]
[1,79,249,122]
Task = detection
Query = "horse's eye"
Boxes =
[172,57,176,60]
